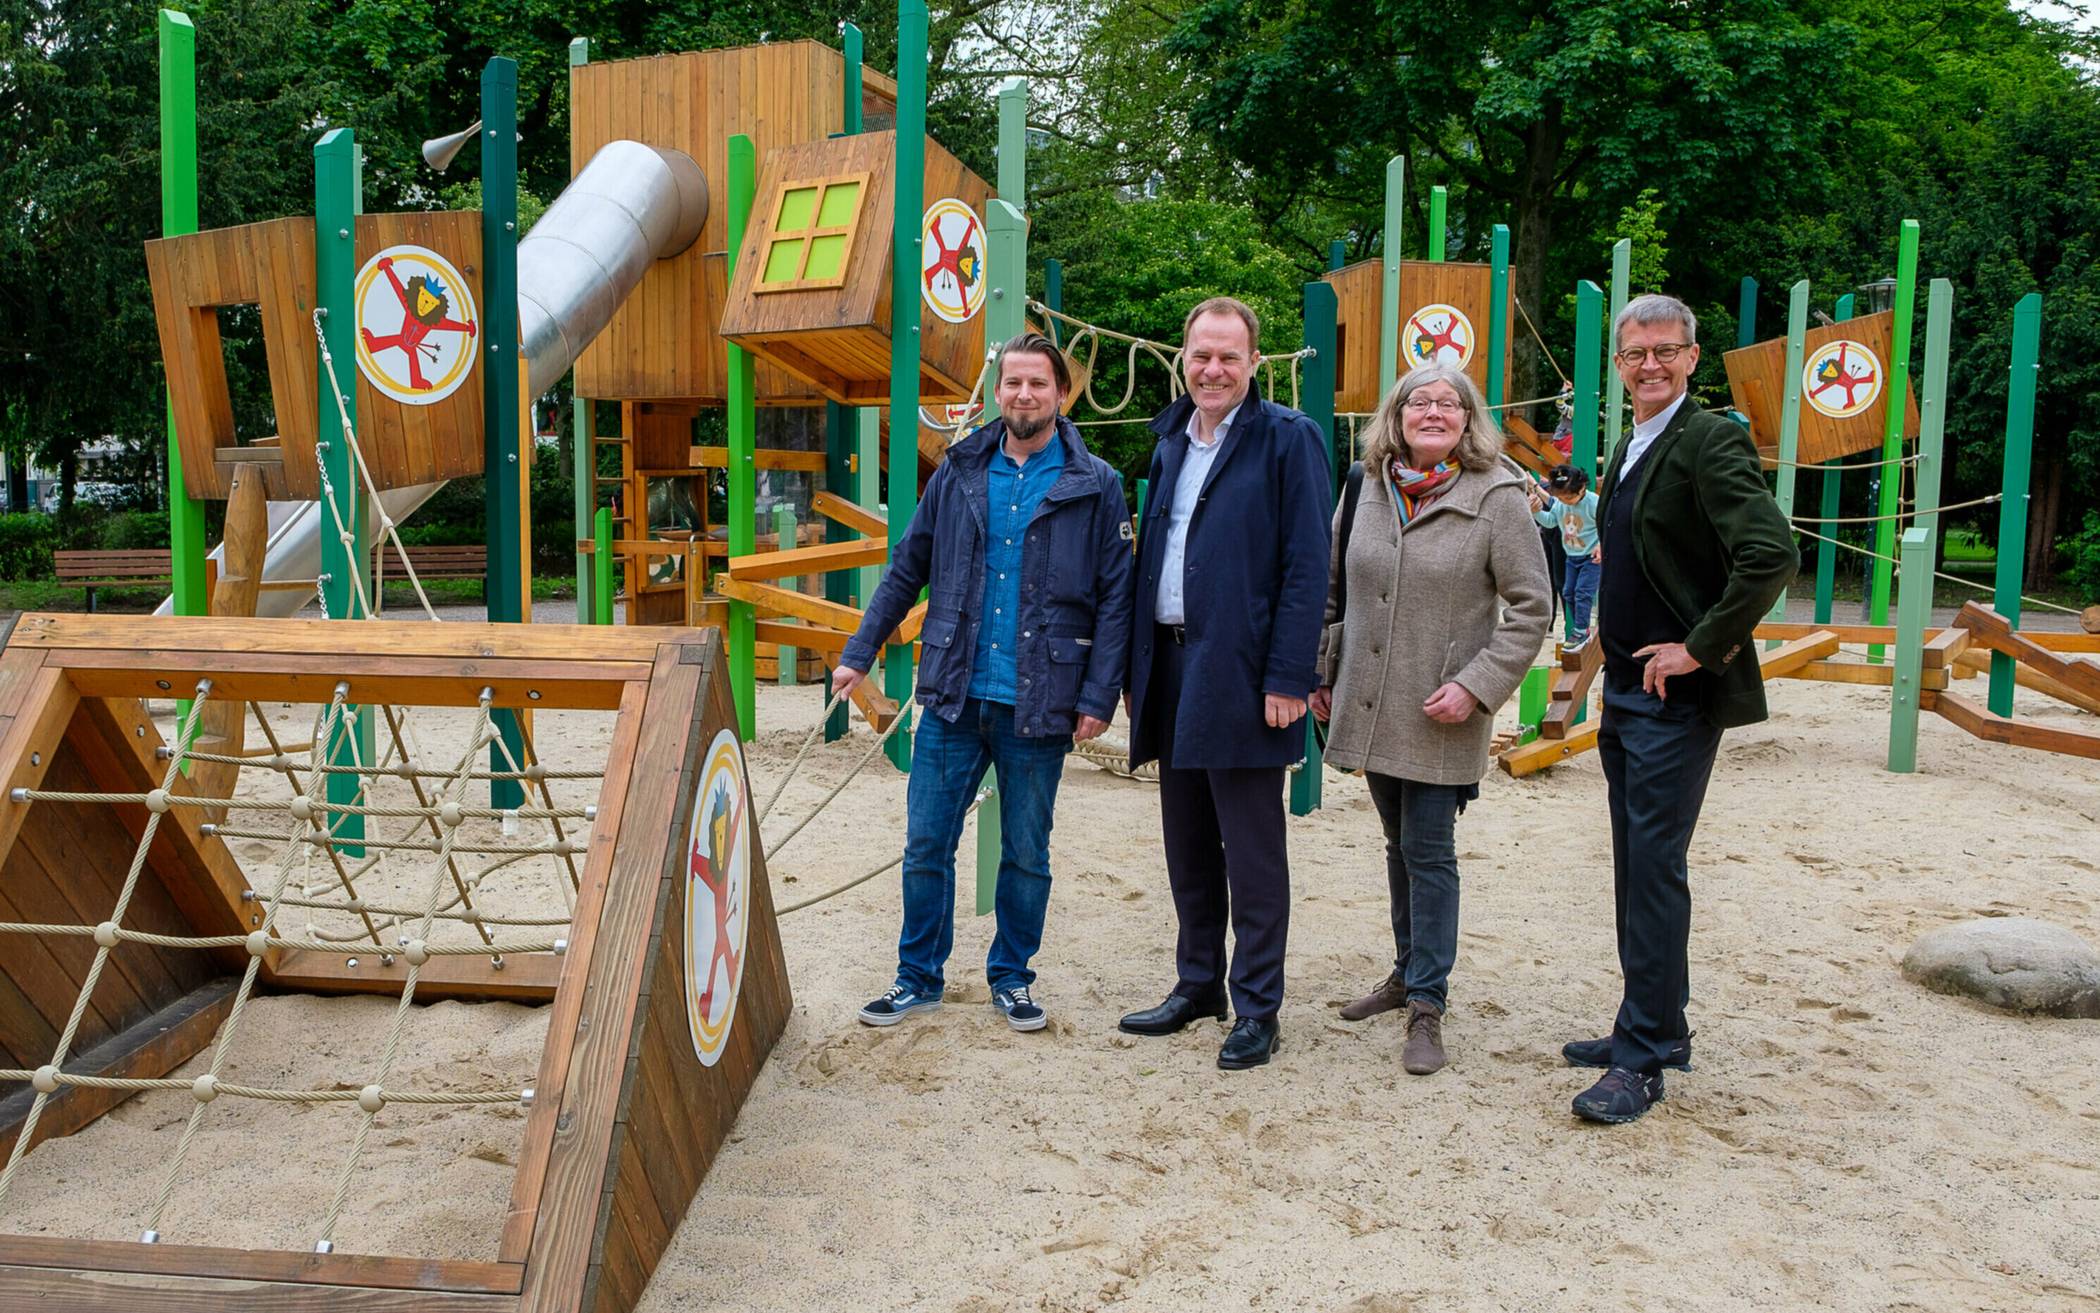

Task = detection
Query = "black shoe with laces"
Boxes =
[1217,1017,1280,1070]
[1571,1066,1666,1124]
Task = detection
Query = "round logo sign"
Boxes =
[1404,303,1476,369]
[684,726,751,1067]
[354,245,479,406]
[1801,339,1883,420]
[920,199,986,324]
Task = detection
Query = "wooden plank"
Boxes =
[1778,659,1948,690]
[724,539,886,582]
[1922,625,1971,669]
[1952,601,2100,702]
[1,1220,522,1297]
[0,977,235,1161]
[0,661,78,868]
[1540,636,1602,739]
[1755,619,2100,654]
[1953,648,2100,717]
[56,656,645,714]
[689,445,827,472]
[262,948,562,1004]
[751,621,850,659]
[1496,721,1602,777]
[1930,690,2100,761]
[809,491,887,538]
[848,677,900,732]
[9,615,679,666]
[714,577,866,633]
[1756,630,1842,680]
[0,1269,519,1312]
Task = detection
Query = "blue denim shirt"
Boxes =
[968,436,1065,703]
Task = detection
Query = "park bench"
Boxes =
[369,543,491,601]
[52,549,216,613]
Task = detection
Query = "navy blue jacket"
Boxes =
[843,417,1133,738]
[1127,395,1332,770]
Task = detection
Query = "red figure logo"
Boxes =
[359,256,477,392]
[690,777,745,1019]
[684,728,751,1065]
[1405,303,1476,368]
[920,199,986,323]
[1801,338,1884,420]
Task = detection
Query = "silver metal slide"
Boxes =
[160,141,708,617]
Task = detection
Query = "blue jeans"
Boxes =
[896,698,1072,995]
[1563,557,1601,641]
[1363,773,1471,1012]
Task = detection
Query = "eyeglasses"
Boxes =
[1614,343,1692,367]
[1402,397,1466,415]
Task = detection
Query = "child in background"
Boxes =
[1528,464,1601,649]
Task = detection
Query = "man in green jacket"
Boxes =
[1563,293,1798,1124]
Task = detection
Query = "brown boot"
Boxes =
[1339,970,1407,1021]
[1402,999,1446,1075]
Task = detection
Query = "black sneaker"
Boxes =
[991,984,1047,1032]
[1571,1067,1666,1124]
[1561,1034,1692,1071]
[857,984,941,1027]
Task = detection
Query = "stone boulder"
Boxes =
[1901,917,2100,1019]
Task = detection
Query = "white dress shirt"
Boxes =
[1155,400,1243,624]
[1618,389,1688,475]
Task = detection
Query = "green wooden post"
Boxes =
[725,134,758,740]
[159,11,207,625]
[1133,477,1148,525]
[1990,292,2042,716]
[1886,527,1932,773]
[1328,239,1347,273]
[1571,280,1603,479]
[1517,666,1549,746]
[1044,257,1063,346]
[1290,280,1338,818]
[1378,156,1405,399]
[313,128,369,852]
[480,59,526,810]
[885,0,929,772]
[1426,187,1447,262]
[592,508,613,625]
[1737,277,1759,349]
[856,408,882,611]
[822,22,867,743]
[1869,220,1920,660]
[1815,293,1854,624]
[1603,239,1630,466]
[842,22,864,133]
[1486,225,1509,410]
[569,39,592,626]
[772,503,799,686]
[1913,280,1954,552]
[1766,279,1809,631]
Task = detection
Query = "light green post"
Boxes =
[1766,279,1809,632]
[1517,666,1549,745]
[725,135,758,740]
[856,409,882,608]
[570,38,592,625]
[1603,239,1630,465]
[592,508,613,625]
[159,12,207,623]
[315,127,368,851]
[1290,280,1338,818]
[1378,156,1406,399]
[1486,225,1509,409]
[1886,527,1932,773]
[885,0,929,772]
[1571,280,1604,478]
[1990,292,2043,716]
[1913,280,1954,553]
[1868,220,1920,660]
[1426,186,1447,262]
[773,503,798,686]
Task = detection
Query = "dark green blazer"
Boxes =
[1595,397,1799,729]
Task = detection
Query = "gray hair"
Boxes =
[1362,364,1504,474]
[1614,293,1698,348]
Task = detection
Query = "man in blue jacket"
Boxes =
[1118,297,1331,1070]
[834,332,1134,1033]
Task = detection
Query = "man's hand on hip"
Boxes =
[1075,714,1110,742]
[1264,693,1307,729]
[831,665,867,701]
[1632,642,1700,700]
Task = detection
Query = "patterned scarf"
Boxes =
[1389,457,1459,525]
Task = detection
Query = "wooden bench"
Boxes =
[52,550,216,613]
[369,543,490,599]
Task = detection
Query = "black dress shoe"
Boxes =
[1217,1017,1280,1070]
[1571,1066,1665,1124]
[1561,1034,1692,1071]
[1119,993,1228,1037]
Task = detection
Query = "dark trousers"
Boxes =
[1598,675,1722,1075]
[1152,632,1290,1020]
[1363,774,1468,1012]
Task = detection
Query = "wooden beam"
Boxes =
[809,491,887,538]
[724,539,887,582]
[1953,648,2100,717]
[1756,618,2100,654]
[714,577,867,633]
[1951,601,2100,702]
[1758,629,1843,679]
[1497,722,1602,777]
[751,621,850,658]
[1540,637,1602,739]
[689,445,827,472]
[0,664,80,870]
[0,977,235,1161]
[1930,690,2100,761]
[1922,625,1971,669]
[262,947,562,1004]
[850,677,901,732]
[1778,659,1948,690]
[54,652,645,713]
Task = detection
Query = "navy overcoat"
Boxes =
[1126,394,1331,770]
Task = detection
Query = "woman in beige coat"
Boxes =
[1309,364,1550,1075]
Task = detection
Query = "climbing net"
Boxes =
[0,675,609,1252]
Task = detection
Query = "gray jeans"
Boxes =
[1363,774,1473,1012]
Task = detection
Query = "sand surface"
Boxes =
[4,617,2098,1312]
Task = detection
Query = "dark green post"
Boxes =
[159,11,207,623]
[569,38,592,626]
[1571,280,1604,478]
[480,59,526,809]
[1486,225,1510,410]
[315,127,367,850]
[1990,293,2042,716]
[726,135,758,740]
[885,0,928,772]
[1736,277,1758,349]
[1814,293,1854,623]
[1328,239,1346,272]
[1290,281,1337,818]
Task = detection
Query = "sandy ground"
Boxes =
[4,606,2098,1312]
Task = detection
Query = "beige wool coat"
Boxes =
[1315,462,1552,785]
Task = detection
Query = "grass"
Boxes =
[0,574,578,615]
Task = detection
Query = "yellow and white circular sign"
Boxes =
[920,198,986,324]
[1405,303,1476,369]
[684,726,751,1067]
[1801,339,1883,420]
[353,244,479,406]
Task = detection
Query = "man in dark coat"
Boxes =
[1563,293,1797,1123]
[1117,297,1331,1070]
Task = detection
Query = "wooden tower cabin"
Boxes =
[1723,309,1921,466]
[1321,259,1514,416]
